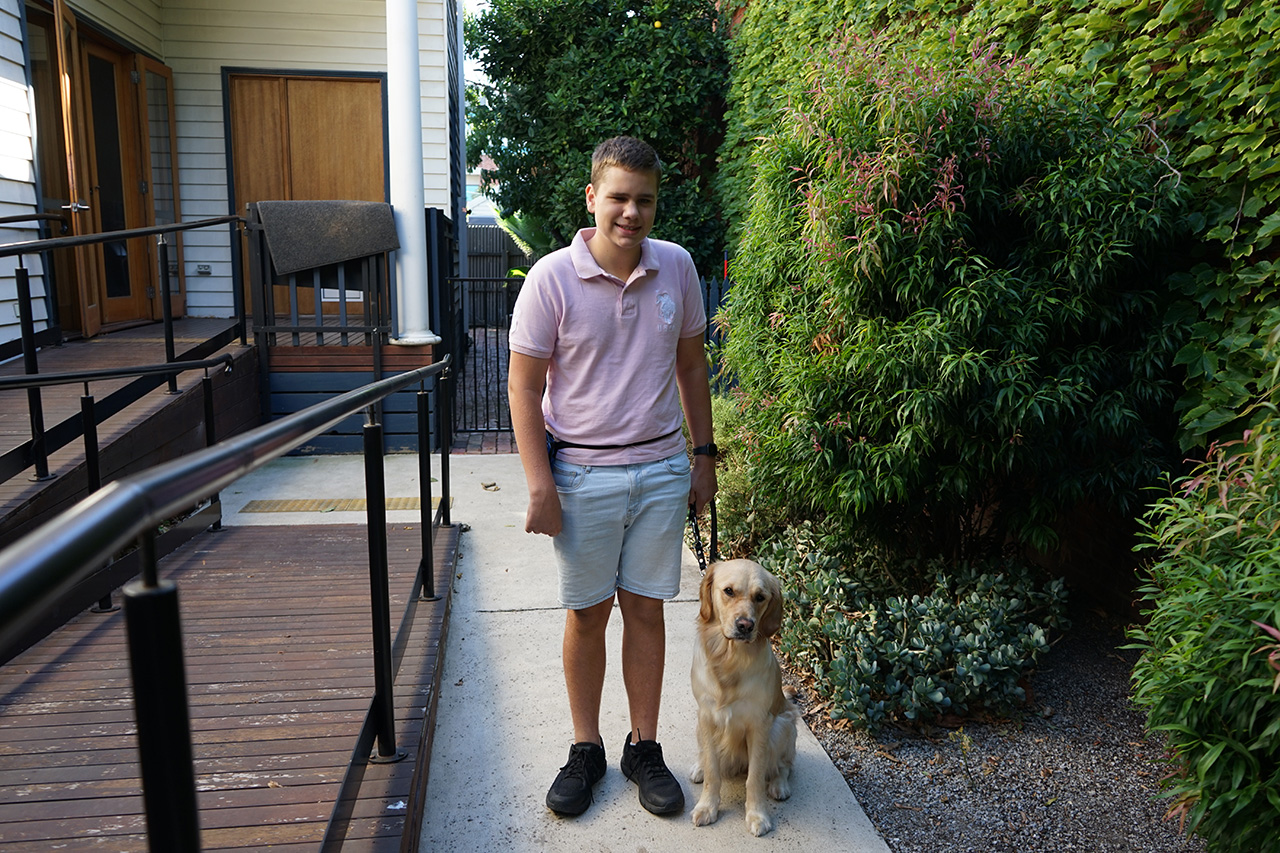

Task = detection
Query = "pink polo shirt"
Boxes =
[509,228,706,466]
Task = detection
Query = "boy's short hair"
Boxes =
[591,136,662,185]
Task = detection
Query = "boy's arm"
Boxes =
[508,351,562,536]
[676,334,717,514]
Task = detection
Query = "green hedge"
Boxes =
[719,0,1280,448]
[720,34,1189,557]
[1129,412,1280,850]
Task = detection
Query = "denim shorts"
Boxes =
[551,450,691,610]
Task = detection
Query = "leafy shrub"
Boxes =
[719,0,1280,449]
[1129,415,1280,850]
[465,0,728,274]
[701,392,788,560]
[761,525,1068,726]
[719,35,1190,559]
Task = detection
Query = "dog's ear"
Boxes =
[698,563,717,625]
[759,570,783,638]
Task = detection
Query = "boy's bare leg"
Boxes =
[564,596,614,745]
[617,588,665,742]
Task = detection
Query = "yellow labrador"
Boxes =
[690,559,799,836]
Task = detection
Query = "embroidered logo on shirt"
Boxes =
[656,291,677,327]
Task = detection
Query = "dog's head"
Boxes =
[698,558,783,643]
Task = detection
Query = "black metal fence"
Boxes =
[0,216,247,483]
[445,277,520,434]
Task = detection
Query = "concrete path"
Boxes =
[220,451,890,852]
[417,454,889,853]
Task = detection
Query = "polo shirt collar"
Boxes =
[570,228,659,285]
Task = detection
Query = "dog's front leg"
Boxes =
[690,716,721,827]
[744,726,775,836]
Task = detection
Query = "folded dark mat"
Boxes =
[256,200,399,276]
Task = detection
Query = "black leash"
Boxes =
[688,500,718,575]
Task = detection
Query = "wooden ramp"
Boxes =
[0,522,458,851]
[0,318,258,544]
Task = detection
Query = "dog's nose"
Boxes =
[734,617,755,638]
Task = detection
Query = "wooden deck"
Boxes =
[0,521,458,851]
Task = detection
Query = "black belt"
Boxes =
[546,428,681,461]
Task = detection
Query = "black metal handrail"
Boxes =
[0,212,67,231]
[0,353,452,851]
[0,354,233,392]
[0,214,243,257]
[0,215,248,482]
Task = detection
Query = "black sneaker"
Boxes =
[546,740,606,816]
[620,732,685,815]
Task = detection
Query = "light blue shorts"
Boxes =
[551,451,691,610]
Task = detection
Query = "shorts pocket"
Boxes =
[551,458,587,493]
[662,452,692,477]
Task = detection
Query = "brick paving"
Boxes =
[449,430,516,454]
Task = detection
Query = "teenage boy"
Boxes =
[508,135,717,818]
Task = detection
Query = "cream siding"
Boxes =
[70,0,162,57]
[0,0,46,347]
[161,0,457,317]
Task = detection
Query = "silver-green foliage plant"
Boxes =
[1129,413,1280,850]
[761,525,1068,725]
[720,35,1191,559]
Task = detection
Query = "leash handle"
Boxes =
[687,500,718,575]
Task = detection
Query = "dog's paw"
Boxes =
[691,800,720,827]
[746,808,774,837]
[769,777,792,801]
[689,763,703,784]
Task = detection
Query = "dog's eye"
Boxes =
[722,587,735,597]
[754,592,766,603]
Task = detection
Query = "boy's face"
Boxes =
[585,165,659,255]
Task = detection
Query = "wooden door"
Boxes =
[135,56,185,318]
[49,0,99,336]
[29,1,180,337]
[81,39,151,327]
[228,74,386,314]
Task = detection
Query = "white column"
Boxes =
[388,0,440,345]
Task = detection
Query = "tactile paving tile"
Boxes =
[240,497,445,513]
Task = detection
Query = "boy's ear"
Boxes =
[585,183,596,213]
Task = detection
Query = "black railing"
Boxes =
[0,216,248,482]
[0,354,452,852]
[0,355,235,649]
[447,277,519,433]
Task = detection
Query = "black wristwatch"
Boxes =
[692,442,718,458]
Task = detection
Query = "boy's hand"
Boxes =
[689,455,718,515]
[525,487,563,536]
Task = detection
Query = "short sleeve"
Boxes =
[508,264,558,359]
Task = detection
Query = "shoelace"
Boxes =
[558,748,598,784]
[629,743,674,782]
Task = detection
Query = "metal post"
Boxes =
[123,531,201,852]
[82,390,118,613]
[363,417,405,763]
[202,373,221,531]
[16,262,50,481]
[438,367,452,527]
[158,236,178,394]
[416,387,438,601]
[229,220,247,346]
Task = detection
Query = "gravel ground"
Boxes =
[786,602,1209,853]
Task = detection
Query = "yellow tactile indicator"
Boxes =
[240,497,447,513]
